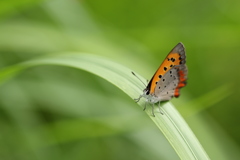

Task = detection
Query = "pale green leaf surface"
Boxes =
[0,53,210,160]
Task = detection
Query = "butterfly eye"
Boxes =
[146,91,150,95]
[143,89,150,95]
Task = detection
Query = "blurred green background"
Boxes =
[0,0,240,159]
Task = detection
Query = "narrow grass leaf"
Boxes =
[0,53,210,159]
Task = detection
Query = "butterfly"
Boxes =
[133,42,188,116]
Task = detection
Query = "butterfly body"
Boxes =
[135,43,188,116]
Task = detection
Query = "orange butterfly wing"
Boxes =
[146,43,187,97]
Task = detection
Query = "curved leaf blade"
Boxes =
[0,53,210,160]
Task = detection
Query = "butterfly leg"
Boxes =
[158,101,164,115]
[151,104,155,117]
[143,101,147,111]
[134,95,142,102]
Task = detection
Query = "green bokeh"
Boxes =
[0,0,240,159]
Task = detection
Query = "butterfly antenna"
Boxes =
[131,71,147,87]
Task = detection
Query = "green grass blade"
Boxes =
[181,84,233,117]
[0,53,210,159]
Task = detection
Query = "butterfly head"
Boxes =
[143,88,150,95]
[142,88,160,104]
